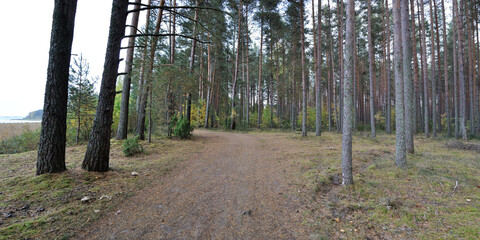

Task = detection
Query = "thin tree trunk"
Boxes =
[301,0,307,137]
[367,0,376,138]
[454,0,467,140]
[258,8,263,129]
[82,0,128,172]
[342,0,354,185]
[410,0,420,134]
[453,2,459,138]
[116,0,140,140]
[393,0,406,167]
[316,0,322,136]
[37,0,78,175]
[136,0,166,139]
[338,0,344,133]
[441,0,450,136]
[186,0,199,126]
[402,0,414,153]
[135,0,151,114]
[428,0,437,137]
[245,4,250,128]
[204,34,212,128]
[420,0,429,137]
[465,0,475,136]
[385,0,392,134]
[230,0,242,130]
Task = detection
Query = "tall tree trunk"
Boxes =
[453,2,459,138]
[37,0,78,175]
[116,0,141,140]
[440,0,450,136]
[393,0,406,167]
[316,0,323,136]
[402,0,414,153]
[204,35,212,128]
[428,0,437,137]
[454,0,468,140]
[420,0,429,137]
[135,0,151,114]
[301,0,307,137]
[82,0,128,172]
[186,0,199,127]
[385,0,392,134]
[410,0,420,134]
[465,0,475,136]
[245,4,250,128]
[231,0,242,130]
[258,9,263,129]
[136,0,166,139]
[338,0,344,133]
[342,0,355,185]
[367,0,376,138]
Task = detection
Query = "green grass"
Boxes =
[251,130,480,239]
[0,135,204,239]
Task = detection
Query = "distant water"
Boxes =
[0,119,41,123]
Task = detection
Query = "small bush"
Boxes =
[0,129,40,154]
[123,136,143,156]
[174,116,194,139]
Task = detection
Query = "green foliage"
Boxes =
[174,116,194,139]
[123,136,143,156]
[0,129,40,154]
[67,55,97,143]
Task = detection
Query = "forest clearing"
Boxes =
[1,130,479,239]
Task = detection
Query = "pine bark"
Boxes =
[385,0,392,134]
[402,0,414,153]
[420,0,429,137]
[453,0,468,140]
[342,0,354,185]
[393,0,406,167]
[428,0,437,137]
[441,0,450,136]
[367,0,376,138]
[301,0,307,137]
[338,0,344,133]
[231,0,242,130]
[82,0,128,172]
[37,0,78,175]
[316,0,323,136]
[116,0,141,140]
[258,9,263,129]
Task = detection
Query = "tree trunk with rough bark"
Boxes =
[453,0,468,140]
[37,0,78,175]
[393,0,406,167]
[82,0,128,172]
[420,0,429,137]
[116,0,140,140]
[316,0,322,136]
[402,0,414,154]
[342,0,355,185]
[367,0,376,138]
[301,0,307,137]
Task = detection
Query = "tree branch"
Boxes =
[124,33,211,44]
[128,6,231,18]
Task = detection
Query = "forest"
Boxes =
[1,0,480,238]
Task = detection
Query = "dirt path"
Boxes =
[78,130,310,239]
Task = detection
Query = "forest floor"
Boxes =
[0,129,479,239]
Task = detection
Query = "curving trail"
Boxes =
[79,130,309,239]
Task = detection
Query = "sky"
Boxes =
[0,1,123,117]
[0,0,454,117]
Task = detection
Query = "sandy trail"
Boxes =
[79,130,309,239]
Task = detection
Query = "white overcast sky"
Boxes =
[0,0,454,117]
[0,1,145,117]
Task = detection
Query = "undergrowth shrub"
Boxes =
[174,116,194,139]
[0,129,40,154]
[123,136,143,156]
